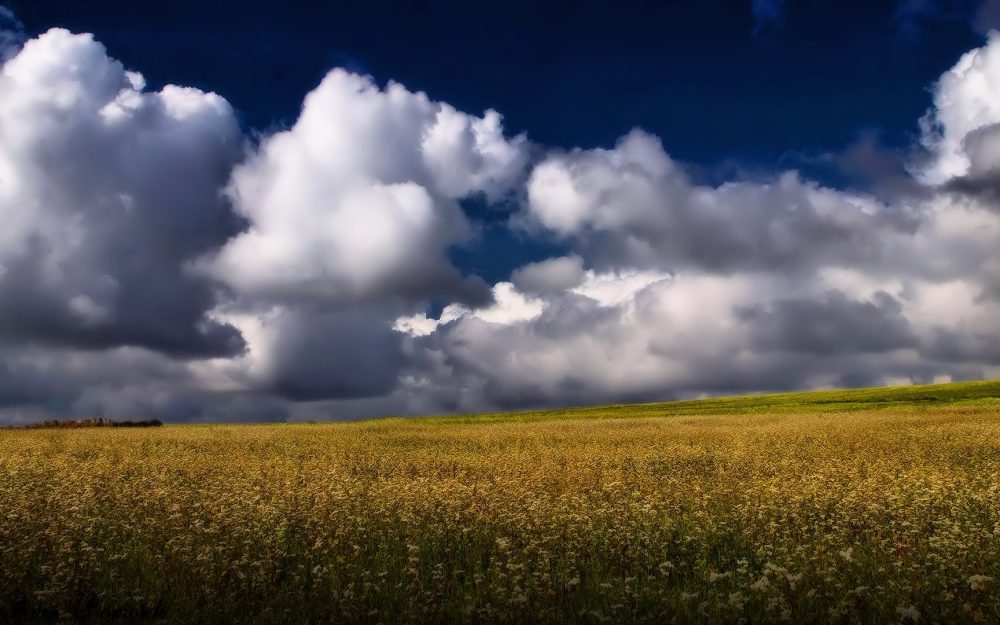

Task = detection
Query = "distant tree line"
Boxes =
[3,417,163,429]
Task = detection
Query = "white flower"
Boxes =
[839,547,853,562]
[968,575,994,591]
[896,605,920,622]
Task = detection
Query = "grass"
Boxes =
[1,379,1000,623]
[417,377,1000,424]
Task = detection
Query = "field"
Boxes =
[2,380,1000,624]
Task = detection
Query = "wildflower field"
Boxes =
[2,380,1000,624]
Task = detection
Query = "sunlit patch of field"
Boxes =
[2,380,999,623]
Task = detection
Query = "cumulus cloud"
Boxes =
[190,67,530,404]
[523,129,918,275]
[198,303,409,402]
[919,32,1000,184]
[737,290,918,355]
[395,33,1000,414]
[511,255,586,294]
[396,273,890,413]
[397,260,1000,413]
[1,19,1000,422]
[0,25,530,415]
[0,28,245,358]
[203,68,527,307]
[0,342,274,424]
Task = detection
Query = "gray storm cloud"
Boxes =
[0,29,245,359]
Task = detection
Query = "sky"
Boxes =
[0,0,998,422]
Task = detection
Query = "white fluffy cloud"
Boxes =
[523,129,917,274]
[204,69,527,306]
[394,34,1000,414]
[920,31,1000,184]
[1,20,1000,422]
[189,68,531,405]
[0,28,245,357]
[397,259,1000,413]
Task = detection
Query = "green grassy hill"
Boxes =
[417,378,1000,424]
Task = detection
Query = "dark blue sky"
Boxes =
[4,0,985,281]
[7,1,981,160]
